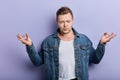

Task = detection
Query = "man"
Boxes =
[17,7,116,80]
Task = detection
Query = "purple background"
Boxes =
[0,0,120,80]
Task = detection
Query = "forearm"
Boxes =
[90,42,105,64]
[26,44,43,66]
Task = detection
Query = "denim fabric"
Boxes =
[26,28,105,80]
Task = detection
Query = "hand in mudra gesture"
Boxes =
[100,32,116,44]
[17,33,32,46]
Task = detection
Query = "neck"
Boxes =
[59,30,75,41]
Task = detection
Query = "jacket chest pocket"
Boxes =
[78,43,91,59]
[80,44,91,64]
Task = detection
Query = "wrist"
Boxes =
[100,40,106,45]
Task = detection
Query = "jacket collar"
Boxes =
[53,28,80,38]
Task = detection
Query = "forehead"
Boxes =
[57,13,73,21]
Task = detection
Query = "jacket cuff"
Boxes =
[26,43,33,49]
[26,43,36,55]
[98,41,105,48]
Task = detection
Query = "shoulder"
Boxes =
[41,33,57,46]
[77,33,93,45]
[78,33,90,40]
[43,34,56,42]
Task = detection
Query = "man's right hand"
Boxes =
[17,33,32,46]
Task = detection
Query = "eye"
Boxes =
[66,20,71,23]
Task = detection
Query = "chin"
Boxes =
[62,31,70,34]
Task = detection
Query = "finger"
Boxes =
[17,34,26,42]
[26,33,31,42]
[104,32,108,35]
[17,34,22,40]
[111,33,116,37]
[26,33,29,39]
[108,33,116,39]
[110,33,116,38]
[22,34,26,39]
[103,32,110,38]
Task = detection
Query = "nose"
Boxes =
[64,22,67,27]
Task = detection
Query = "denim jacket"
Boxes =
[26,28,105,80]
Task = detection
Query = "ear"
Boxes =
[56,20,59,25]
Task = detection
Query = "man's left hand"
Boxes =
[100,32,116,44]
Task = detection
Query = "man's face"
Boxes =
[57,13,73,34]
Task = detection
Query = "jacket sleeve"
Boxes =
[26,43,44,66]
[89,42,105,64]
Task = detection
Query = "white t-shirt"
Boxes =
[59,40,76,80]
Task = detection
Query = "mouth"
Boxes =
[63,28,68,31]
